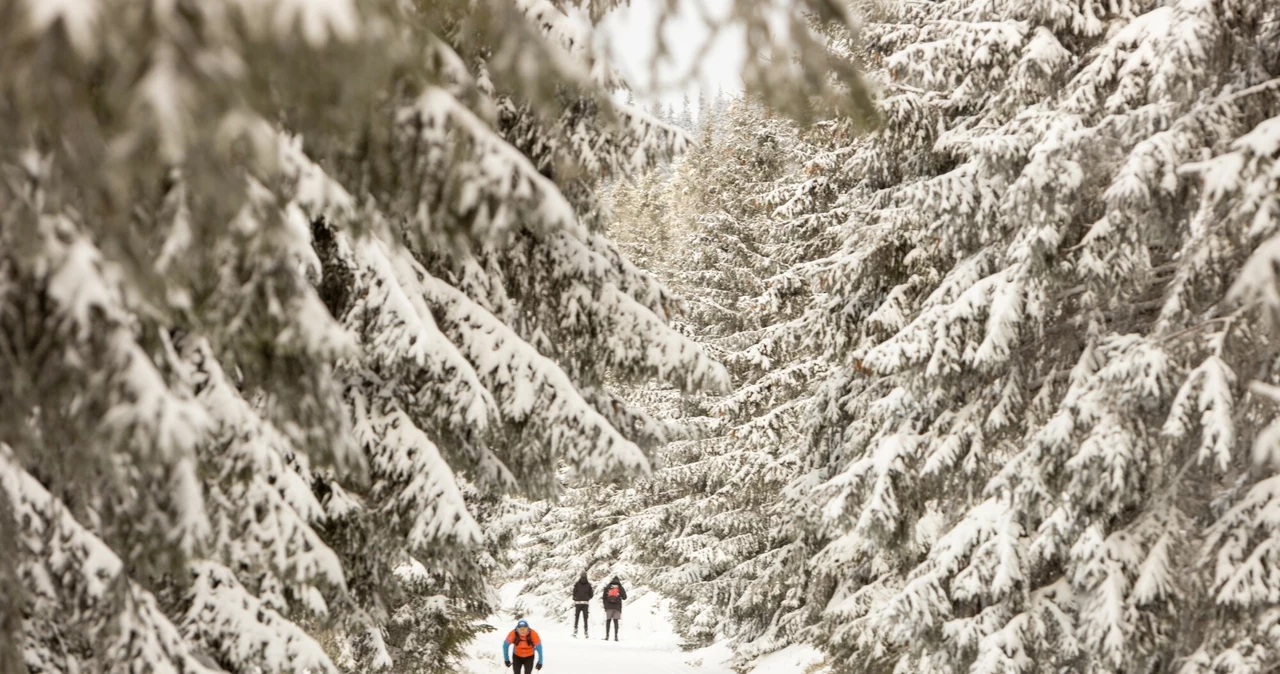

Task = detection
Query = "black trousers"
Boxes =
[574,604,589,631]
[513,655,535,674]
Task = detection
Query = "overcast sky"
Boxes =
[596,0,746,113]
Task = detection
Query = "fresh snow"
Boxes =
[745,645,828,674]
[463,584,754,674]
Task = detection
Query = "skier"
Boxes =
[601,575,627,641]
[502,619,544,674]
[572,573,593,638]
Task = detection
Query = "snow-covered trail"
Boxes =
[463,585,736,674]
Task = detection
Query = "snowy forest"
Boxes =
[1,0,1279,674]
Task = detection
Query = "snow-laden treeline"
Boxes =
[517,2,1280,674]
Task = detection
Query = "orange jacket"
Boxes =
[505,629,541,658]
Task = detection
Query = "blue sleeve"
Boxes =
[502,639,511,661]
[535,643,544,664]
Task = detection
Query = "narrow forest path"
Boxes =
[462,585,738,674]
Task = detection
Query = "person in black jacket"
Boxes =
[601,576,627,641]
[572,573,593,638]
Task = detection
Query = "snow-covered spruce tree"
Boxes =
[615,98,825,648]
[0,0,877,672]
[602,161,677,271]
[676,95,696,134]
[507,102,758,620]
[645,91,894,654]
[759,1,1280,674]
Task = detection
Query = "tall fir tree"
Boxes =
[642,96,869,655]
[677,95,696,133]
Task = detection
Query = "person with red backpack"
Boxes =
[502,619,544,674]
[600,576,627,641]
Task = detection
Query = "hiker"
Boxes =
[572,573,593,638]
[601,575,627,641]
[502,619,544,674]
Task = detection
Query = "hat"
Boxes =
[516,619,529,628]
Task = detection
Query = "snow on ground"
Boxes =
[745,644,828,674]
[462,583,736,674]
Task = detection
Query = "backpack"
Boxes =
[607,586,620,598]
[512,630,535,650]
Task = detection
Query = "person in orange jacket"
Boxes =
[502,619,544,673]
